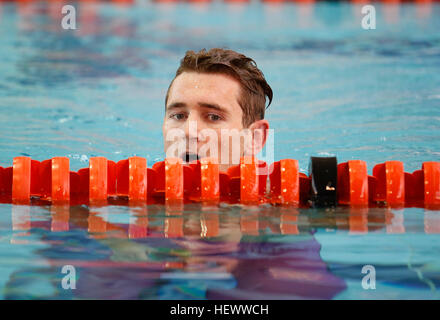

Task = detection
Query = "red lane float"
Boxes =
[12,156,31,203]
[423,162,440,206]
[165,158,184,202]
[200,157,220,202]
[51,157,70,203]
[89,157,108,202]
[11,156,71,203]
[1,156,439,208]
[372,161,405,206]
[227,157,267,204]
[240,156,260,204]
[406,162,440,207]
[270,159,299,205]
[129,156,147,201]
[337,160,369,206]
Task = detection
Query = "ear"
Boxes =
[244,119,269,157]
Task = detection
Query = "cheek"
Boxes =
[162,121,168,140]
[162,120,176,149]
[163,118,174,130]
[163,118,182,137]
[227,114,244,131]
[162,126,169,150]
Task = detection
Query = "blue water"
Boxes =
[0,1,440,299]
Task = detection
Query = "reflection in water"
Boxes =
[11,205,31,231]
[5,203,440,299]
[348,207,368,235]
[280,208,299,235]
[385,208,405,234]
[88,206,108,237]
[51,205,70,232]
[383,3,400,25]
[297,4,314,29]
[10,204,440,240]
[200,205,219,238]
[416,3,432,20]
[165,201,184,238]
[128,205,148,239]
[11,205,31,245]
[425,211,440,234]
[240,208,259,236]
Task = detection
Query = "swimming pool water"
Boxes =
[0,1,439,299]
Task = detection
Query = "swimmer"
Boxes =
[163,48,273,172]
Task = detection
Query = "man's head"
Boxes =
[163,48,273,171]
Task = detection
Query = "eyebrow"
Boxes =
[166,102,186,110]
[166,102,229,115]
[199,102,228,114]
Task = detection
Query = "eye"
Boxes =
[170,113,186,121]
[207,113,222,122]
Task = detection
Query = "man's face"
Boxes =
[163,71,246,172]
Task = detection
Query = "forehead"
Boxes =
[167,72,242,109]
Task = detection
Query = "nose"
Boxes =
[184,112,200,150]
[184,113,200,140]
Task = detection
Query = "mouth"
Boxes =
[181,152,199,163]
